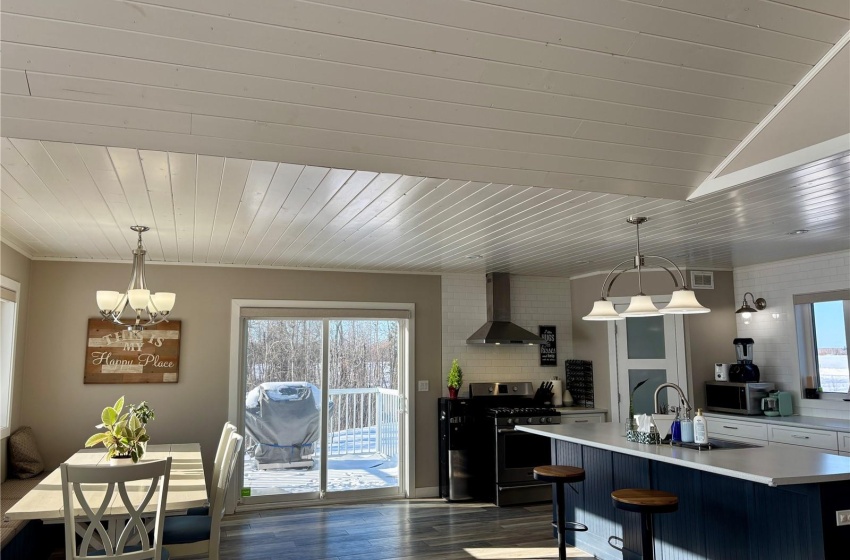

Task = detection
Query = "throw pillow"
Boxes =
[8,426,44,479]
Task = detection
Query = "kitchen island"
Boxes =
[517,422,850,560]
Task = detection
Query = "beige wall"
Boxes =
[18,258,441,490]
[570,270,737,415]
[0,244,32,482]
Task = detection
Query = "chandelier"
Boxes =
[582,217,710,320]
[96,226,176,330]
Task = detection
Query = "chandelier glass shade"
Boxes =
[96,226,176,330]
[582,217,710,321]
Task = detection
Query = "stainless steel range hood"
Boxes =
[466,273,544,345]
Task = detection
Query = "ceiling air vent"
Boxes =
[690,271,714,290]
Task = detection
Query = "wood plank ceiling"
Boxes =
[1,0,848,201]
[1,1,848,276]
[2,138,848,276]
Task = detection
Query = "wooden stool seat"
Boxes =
[534,466,587,560]
[533,465,586,484]
[611,489,679,514]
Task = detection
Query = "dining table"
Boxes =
[4,443,208,546]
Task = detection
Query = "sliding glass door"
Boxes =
[239,312,406,505]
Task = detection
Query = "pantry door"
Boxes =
[607,297,688,423]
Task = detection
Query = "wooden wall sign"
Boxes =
[539,325,557,366]
[85,319,181,384]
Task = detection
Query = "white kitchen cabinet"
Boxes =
[710,418,768,442]
[839,433,850,453]
[562,414,605,424]
[768,425,838,451]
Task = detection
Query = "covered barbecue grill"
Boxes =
[244,382,333,469]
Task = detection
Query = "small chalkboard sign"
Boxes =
[539,325,556,366]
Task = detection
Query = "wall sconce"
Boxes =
[735,292,767,319]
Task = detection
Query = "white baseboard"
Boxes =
[414,486,440,498]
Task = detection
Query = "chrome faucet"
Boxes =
[653,383,692,414]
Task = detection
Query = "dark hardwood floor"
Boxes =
[218,499,594,560]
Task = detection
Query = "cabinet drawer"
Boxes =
[562,414,604,424]
[768,426,838,451]
[711,419,768,441]
[839,433,850,453]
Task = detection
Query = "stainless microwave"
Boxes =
[705,382,775,415]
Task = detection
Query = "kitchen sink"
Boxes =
[666,438,762,451]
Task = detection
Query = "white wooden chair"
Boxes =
[186,422,235,516]
[60,457,172,560]
[162,433,242,560]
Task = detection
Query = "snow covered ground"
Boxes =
[243,424,400,495]
[244,452,399,495]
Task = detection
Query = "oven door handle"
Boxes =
[498,483,548,490]
[497,428,517,434]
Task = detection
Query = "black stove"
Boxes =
[438,381,563,507]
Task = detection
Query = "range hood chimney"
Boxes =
[466,273,544,345]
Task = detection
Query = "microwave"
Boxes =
[705,382,775,415]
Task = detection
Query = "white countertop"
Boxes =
[516,422,850,487]
[704,412,850,432]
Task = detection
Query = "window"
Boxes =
[795,290,850,397]
[1,276,20,438]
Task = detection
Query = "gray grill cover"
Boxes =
[245,382,323,465]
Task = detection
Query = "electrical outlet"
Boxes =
[417,380,429,392]
[837,510,850,526]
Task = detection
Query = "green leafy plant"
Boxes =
[447,359,463,389]
[85,396,155,463]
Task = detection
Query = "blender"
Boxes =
[729,338,760,382]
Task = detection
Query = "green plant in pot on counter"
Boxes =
[85,396,156,464]
[447,359,463,398]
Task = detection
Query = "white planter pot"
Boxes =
[109,456,134,466]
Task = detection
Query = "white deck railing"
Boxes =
[327,387,400,459]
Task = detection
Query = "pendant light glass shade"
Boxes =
[96,226,175,330]
[583,299,623,321]
[660,289,711,314]
[620,295,661,317]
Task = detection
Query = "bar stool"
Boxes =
[533,465,588,560]
[611,489,678,560]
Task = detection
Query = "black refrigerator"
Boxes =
[438,398,473,501]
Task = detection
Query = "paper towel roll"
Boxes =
[550,379,563,406]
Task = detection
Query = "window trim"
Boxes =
[794,290,850,400]
[0,275,21,439]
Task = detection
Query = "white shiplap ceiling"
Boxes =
[1,1,849,276]
[2,138,848,276]
[1,0,848,200]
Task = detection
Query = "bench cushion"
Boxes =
[162,515,211,545]
[1,473,47,549]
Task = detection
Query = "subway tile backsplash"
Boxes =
[441,274,573,395]
[734,250,850,419]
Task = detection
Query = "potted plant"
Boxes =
[447,359,463,399]
[85,397,155,465]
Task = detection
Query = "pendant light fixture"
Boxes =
[96,226,176,330]
[582,217,710,321]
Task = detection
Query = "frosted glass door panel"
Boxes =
[629,369,668,415]
[626,316,666,359]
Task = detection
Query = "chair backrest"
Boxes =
[209,422,236,507]
[208,433,242,559]
[61,457,172,560]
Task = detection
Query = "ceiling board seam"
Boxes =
[186,118,698,188]
[468,0,837,52]
[17,70,755,157]
[767,0,849,20]
[0,11,798,106]
[125,0,825,83]
[697,31,850,188]
[202,156,226,263]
